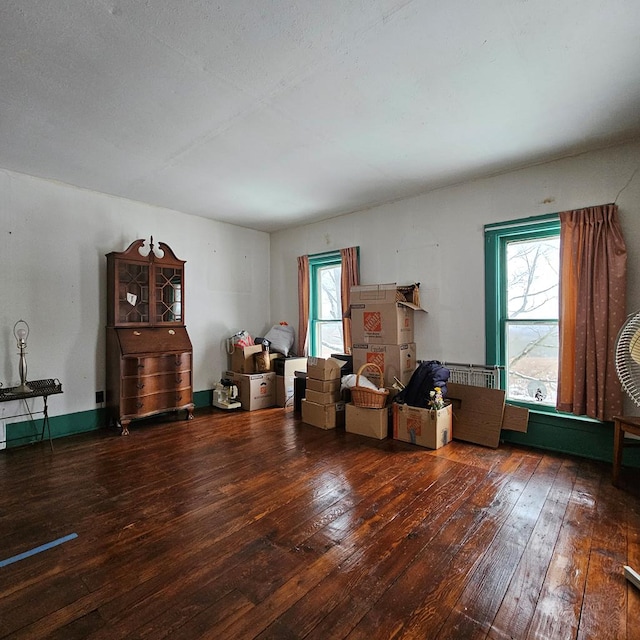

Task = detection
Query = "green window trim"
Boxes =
[484,214,561,396]
[308,251,343,357]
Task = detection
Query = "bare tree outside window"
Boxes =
[505,237,559,405]
[316,264,343,357]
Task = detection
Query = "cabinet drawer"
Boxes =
[121,389,192,416]
[122,353,191,376]
[122,371,192,398]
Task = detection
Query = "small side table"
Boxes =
[612,415,640,486]
[0,379,63,451]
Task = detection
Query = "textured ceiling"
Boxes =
[2,0,640,232]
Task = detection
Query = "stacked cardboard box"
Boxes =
[350,283,425,387]
[223,369,275,411]
[301,357,346,429]
[224,344,275,411]
[345,403,390,440]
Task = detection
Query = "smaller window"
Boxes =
[309,253,343,358]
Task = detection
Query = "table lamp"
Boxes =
[13,319,32,393]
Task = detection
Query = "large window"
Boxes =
[309,252,343,357]
[485,215,560,407]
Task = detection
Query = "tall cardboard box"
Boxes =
[225,371,276,411]
[350,283,425,345]
[275,375,295,409]
[274,356,308,378]
[393,402,452,449]
[274,357,307,409]
[352,343,416,387]
[346,403,389,440]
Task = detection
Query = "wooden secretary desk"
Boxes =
[106,238,194,435]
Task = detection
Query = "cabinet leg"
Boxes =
[186,405,194,421]
[121,420,131,436]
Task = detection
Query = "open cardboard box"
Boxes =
[306,356,347,381]
[350,283,426,345]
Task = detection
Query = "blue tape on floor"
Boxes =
[0,533,78,568]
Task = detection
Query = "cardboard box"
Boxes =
[346,403,389,440]
[393,402,452,449]
[446,383,529,448]
[350,283,425,345]
[305,388,342,405]
[275,375,295,409]
[306,357,346,381]
[301,399,346,429]
[273,356,307,378]
[229,344,263,374]
[306,377,341,393]
[352,343,416,387]
[225,371,276,411]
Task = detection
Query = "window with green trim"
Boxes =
[485,215,560,407]
[309,252,343,357]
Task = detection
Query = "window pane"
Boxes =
[316,321,344,358]
[506,237,559,320]
[318,265,342,320]
[506,322,558,405]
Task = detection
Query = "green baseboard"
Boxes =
[3,390,213,449]
[501,410,640,468]
[8,391,634,469]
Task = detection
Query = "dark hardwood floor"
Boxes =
[1,406,640,639]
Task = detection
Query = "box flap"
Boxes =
[397,300,426,312]
[307,357,347,372]
[350,283,425,312]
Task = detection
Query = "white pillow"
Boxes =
[341,373,379,391]
[264,324,296,356]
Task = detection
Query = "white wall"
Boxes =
[270,140,640,366]
[3,139,640,423]
[0,169,271,418]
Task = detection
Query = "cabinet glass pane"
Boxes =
[155,267,183,323]
[118,263,149,323]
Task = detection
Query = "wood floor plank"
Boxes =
[577,466,628,640]
[524,459,602,640]
[488,456,579,639]
[0,407,637,640]
[626,477,640,640]
[341,451,542,639]
[433,454,565,639]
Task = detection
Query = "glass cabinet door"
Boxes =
[118,263,150,324]
[155,267,183,324]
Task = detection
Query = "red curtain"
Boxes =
[556,204,627,421]
[297,255,309,356]
[340,247,360,354]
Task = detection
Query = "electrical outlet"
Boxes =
[95,390,104,404]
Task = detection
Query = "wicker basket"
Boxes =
[351,363,389,409]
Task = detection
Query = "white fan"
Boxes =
[614,312,640,590]
[615,312,640,408]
